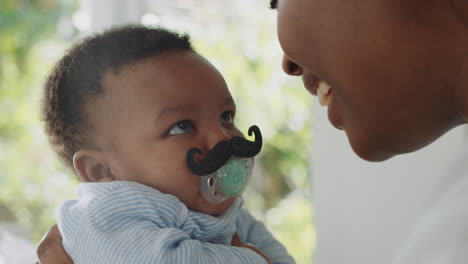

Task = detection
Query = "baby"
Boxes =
[41,25,295,264]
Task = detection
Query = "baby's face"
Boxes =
[92,51,243,216]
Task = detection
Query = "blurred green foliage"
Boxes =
[1,1,314,263]
[0,0,78,242]
[266,195,316,264]
[0,0,56,138]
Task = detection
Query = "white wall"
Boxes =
[78,0,145,33]
[312,104,468,264]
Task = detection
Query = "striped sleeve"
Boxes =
[58,183,269,264]
[81,227,269,264]
[236,209,296,264]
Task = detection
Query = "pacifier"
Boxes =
[186,125,262,204]
[200,157,253,204]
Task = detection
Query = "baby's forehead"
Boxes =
[103,51,225,94]
[97,51,231,112]
[84,55,233,148]
[102,51,201,88]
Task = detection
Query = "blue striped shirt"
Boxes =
[57,181,295,264]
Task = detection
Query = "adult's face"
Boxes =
[273,0,465,161]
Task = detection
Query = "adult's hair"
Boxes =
[41,24,194,172]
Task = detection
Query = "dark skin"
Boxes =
[35,225,72,264]
[37,0,468,263]
[276,0,468,161]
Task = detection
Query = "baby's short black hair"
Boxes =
[41,24,194,171]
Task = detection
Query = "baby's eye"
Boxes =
[168,120,194,135]
[221,110,234,124]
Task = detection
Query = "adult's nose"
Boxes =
[282,54,303,76]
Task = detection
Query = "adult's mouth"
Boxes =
[302,73,343,130]
[302,73,333,106]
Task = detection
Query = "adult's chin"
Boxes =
[345,130,396,162]
[345,129,439,162]
[352,146,395,162]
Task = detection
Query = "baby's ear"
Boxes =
[72,150,116,182]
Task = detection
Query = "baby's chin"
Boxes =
[190,196,237,216]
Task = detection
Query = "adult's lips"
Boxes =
[302,72,320,95]
[302,73,333,106]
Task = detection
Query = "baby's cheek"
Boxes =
[178,181,202,208]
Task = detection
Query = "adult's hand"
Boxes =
[231,233,272,264]
[35,225,73,264]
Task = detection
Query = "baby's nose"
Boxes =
[206,128,232,152]
[282,54,303,76]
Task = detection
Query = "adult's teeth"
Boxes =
[317,81,332,106]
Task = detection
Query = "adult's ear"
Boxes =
[72,150,116,182]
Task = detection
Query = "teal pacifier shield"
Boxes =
[220,159,247,195]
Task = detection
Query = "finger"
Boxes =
[36,225,73,264]
[231,232,242,246]
[242,244,271,264]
